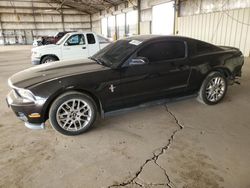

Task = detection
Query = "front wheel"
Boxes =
[41,55,58,64]
[49,92,97,136]
[198,71,228,105]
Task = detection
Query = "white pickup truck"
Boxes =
[31,32,111,65]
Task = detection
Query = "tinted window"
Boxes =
[92,40,138,67]
[138,41,185,62]
[196,42,219,54]
[87,34,96,44]
[66,34,85,46]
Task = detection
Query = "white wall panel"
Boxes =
[0,1,91,45]
[64,15,90,22]
[177,8,250,56]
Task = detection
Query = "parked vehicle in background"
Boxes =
[31,32,111,65]
[32,31,75,46]
[7,35,244,135]
[33,39,42,47]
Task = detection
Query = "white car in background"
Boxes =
[32,38,42,46]
[31,32,111,65]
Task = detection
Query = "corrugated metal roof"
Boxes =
[52,0,127,14]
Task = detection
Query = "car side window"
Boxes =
[87,34,96,44]
[137,41,186,62]
[66,34,85,46]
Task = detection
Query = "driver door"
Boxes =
[61,34,88,60]
[120,40,191,106]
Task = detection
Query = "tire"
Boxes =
[41,56,58,64]
[49,92,97,136]
[198,71,228,105]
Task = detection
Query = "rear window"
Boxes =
[87,33,96,44]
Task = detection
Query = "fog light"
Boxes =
[28,113,41,118]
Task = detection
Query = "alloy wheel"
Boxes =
[56,99,92,132]
[205,76,226,102]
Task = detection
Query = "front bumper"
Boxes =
[32,59,41,65]
[31,55,41,65]
[6,90,46,130]
[25,122,45,130]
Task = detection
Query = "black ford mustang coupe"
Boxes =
[6,35,244,135]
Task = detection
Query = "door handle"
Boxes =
[82,47,86,49]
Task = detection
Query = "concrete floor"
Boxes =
[0,46,250,188]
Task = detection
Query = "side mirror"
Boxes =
[129,57,149,66]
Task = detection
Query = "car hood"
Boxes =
[9,59,109,89]
[32,44,58,52]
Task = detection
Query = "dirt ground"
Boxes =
[0,46,250,188]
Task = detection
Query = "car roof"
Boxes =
[124,35,197,42]
[67,31,95,35]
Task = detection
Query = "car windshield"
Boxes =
[92,39,139,68]
[97,35,110,43]
[56,33,71,45]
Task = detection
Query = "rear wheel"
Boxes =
[198,71,227,105]
[49,92,97,136]
[41,55,58,64]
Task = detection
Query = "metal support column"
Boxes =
[115,14,118,40]
[114,5,118,40]
[124,1,128,36]
[31,0,37,38]
[0,13,6,44]
[61,9,65,31]
[137,0,141,34]
[174,0,179,35]
[90,14,92,31]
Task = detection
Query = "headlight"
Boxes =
[32,51,41,57]
[16,88,36,102]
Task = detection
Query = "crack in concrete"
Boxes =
[165,105,184,130]
[107,105,183,188]
[134,173,168,187]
